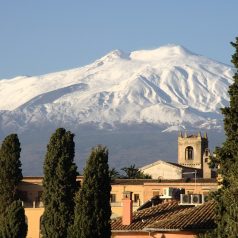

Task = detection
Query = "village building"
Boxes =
[140,132,214,179]
[17,132,218,237]
[139,160,203,180]
[110,177,217,218]
[111,191,216,238]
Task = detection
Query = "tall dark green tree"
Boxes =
[41,128,78,238]
[206,37,238,237]
[71,145,111,238]
[0,200,27,238]
[0,134,22,208]
[0,134,27,238]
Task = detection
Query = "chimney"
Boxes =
[122,191,133,225]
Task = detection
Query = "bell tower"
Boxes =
[178,132,208,169]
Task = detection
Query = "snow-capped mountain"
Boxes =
[0,45,233,132]
[0,45,234,174]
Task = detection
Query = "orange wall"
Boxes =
[25,208,44,238]
[19,178,217,237]
[111,181,217,217]
[143,181,217,201]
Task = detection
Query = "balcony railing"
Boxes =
[22,201,44,208]
[110,202,121,207]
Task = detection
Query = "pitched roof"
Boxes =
[146,201,216,231]
[111,201,192,231]
[167,162,202,171]
[111,201,216,232]
[140,160,183,171]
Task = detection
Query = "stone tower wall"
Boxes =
[178,132,208,170]
[203,149,211,179]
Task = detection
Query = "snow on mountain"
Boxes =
[0,45,234,132]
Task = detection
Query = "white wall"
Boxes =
[141,162,182,179]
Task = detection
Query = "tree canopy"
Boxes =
[0,134,27,238]
[121,164,152,179]
[71,145,111,238]
[41,128,78,238]
[206,37,238,238]
[0,134,22,207]
[0,200,27,238]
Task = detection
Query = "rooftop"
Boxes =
[111,178,217,185]
[111,200,216,232]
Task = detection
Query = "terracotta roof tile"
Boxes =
[167,162,201,170]
[111,201,192,231]
[111,201,216,232]
[146,201,216,231]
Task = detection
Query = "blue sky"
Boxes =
[0,1,237,79]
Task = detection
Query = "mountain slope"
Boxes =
[0,45,233,132]
[0,45,233,174]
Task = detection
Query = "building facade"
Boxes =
[111,192,216,238]
[17,131,216,237]
[19,176,218,237]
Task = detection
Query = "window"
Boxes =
[185,146,194,160]
[153,190,160,196]
[110,194,116,203]
[134,194,140,203]
[17,190,28,202]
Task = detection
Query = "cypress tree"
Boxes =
[207,37,238,237]
[72,145,111,238]
[41,128,78,238]
[0,134,27,237]
[0,200,27,238]
[0,134,22,209]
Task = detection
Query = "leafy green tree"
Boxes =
[41,128,78,238]
[0,134,27,237]
[207,37,238,237]
[71,145,111,238]
[121,164,152,179]
[0,200,27,238]
[109,167,121,179]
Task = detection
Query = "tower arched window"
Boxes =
[185,146,193,160]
